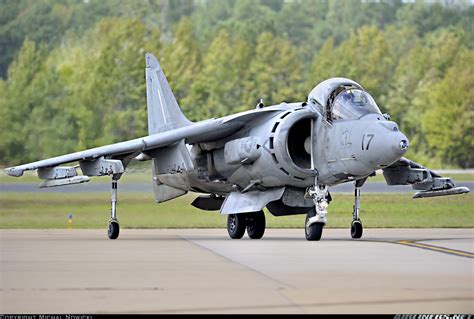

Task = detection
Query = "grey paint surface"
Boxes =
[1,181,473,193]
[1,229,472,313]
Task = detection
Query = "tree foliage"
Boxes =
[0,0,473,167]
[246,32,304,106]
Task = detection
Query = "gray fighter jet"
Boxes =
[5,53,470,240]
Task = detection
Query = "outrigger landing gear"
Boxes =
[108,178,120,240]
[351,178,367,239]
[305,183,331,241]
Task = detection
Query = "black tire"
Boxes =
[108,220,120,240]
[227,214,246,239]
[305,208,323,241]
[351,220,363,239]
[246,211,266,239]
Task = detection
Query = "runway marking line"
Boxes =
[395,240,474,258]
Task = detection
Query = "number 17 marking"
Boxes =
[362,134,375,150]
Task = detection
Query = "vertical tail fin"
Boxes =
[145,54,193,203]
[145,53,191,135]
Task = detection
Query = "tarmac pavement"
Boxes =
[0,228,473,313]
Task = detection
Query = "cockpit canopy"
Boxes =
[307,77,382,121]
[331,89,381,121]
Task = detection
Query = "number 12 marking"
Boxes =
[362,134,375,150]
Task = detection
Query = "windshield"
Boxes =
[331,89,381,121]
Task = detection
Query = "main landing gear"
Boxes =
[108,178,120,240]
[227,210,266,239]
[305,178,367,241]
[305,184,331,241]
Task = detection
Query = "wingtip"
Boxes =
[146,53,161,70]
[461,186,471,194]
[4,167,24,177]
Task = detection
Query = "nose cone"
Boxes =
[398,139,409,153]
[356,121,409,168]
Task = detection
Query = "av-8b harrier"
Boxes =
[5,53,470,240]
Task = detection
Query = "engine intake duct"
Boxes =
[287,118,312,169]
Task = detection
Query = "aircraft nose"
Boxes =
[357,121,409,168]
[389,135,409,160]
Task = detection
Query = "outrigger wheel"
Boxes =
[108,220,120,240]
[351,219,363,239]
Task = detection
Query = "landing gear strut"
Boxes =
[108,178,120,239]
[305,183,331,241]
[351,178,367,239]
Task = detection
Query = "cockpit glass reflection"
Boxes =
[331,89,382,121]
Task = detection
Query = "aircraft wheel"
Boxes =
[108,220,120,240]
[351,220,363,239]
[305,208,323,241]
[227,214,246,239]
[246,210,265,239]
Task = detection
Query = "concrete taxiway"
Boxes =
[0,229,473,313]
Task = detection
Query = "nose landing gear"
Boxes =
[351,178,367,239]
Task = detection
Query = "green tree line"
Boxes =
[0,0,473,168]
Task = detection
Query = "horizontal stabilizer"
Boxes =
[413,186,470,199]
